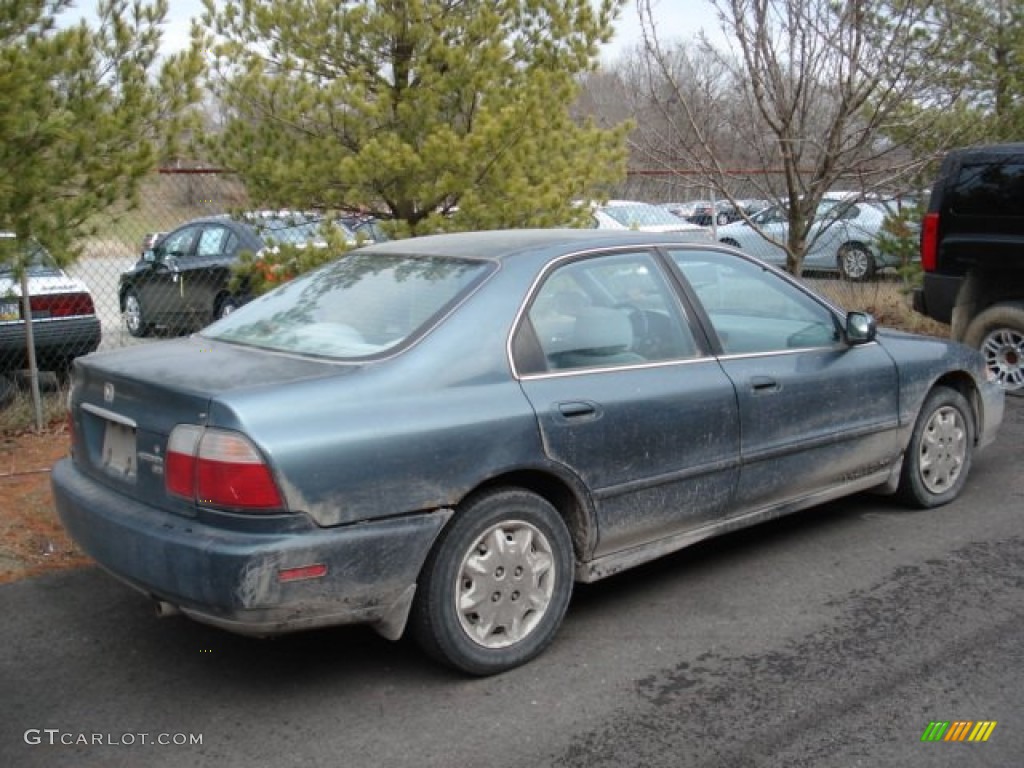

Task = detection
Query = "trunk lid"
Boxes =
[71,336,352,516]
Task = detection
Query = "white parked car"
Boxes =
[591,201,710,236]
[1,236,101,403]
[716,197,907,280]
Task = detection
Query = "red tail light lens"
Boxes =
[166,425,284,512]
[29,292,95,318]
[920,212,939,272]
[166,425,202,499]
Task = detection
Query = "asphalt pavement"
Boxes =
[1,399,1021,768]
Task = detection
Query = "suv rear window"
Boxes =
[950,161,1024,216]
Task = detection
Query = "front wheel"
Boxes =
[837,243,875,281]
[123,290,150,338]
[411,488,573,675]
[897,387,974,508]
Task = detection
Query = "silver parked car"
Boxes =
[54,230,1003,675]
[717,197,907,280]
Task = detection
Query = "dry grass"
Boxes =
[0,383,70,436]
[807,276,949,338]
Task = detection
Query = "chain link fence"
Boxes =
[1,170,248,410]
[3,167,917,414]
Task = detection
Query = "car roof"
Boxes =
[947,142,1024,158]
[359,228,712,262]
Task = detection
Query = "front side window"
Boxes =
[517,250,699,374]
[159,226,199,259]
[204,251,493,359]
[670,249,839,354]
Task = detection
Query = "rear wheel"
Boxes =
[720,238,740,248]
[411,488,573,675]
[962,303,1024,393]
[897,386,974,508]
[837,243,875,281]
[215,295,241,321]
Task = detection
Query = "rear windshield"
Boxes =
[202,251,493,359]
[950,160,1024,216]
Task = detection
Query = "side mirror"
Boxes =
[142,249,156,263]
[845,311,877,345]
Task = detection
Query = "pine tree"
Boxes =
[200,0,630,236]
[0,0,204,266]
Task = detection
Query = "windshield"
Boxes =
[203,251,493,359]
[601,204,685,227]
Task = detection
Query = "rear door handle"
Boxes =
[750,376,780,393]
[557,401,598,420]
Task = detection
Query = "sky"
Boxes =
[60,0,725,62]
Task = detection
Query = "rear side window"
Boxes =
[950,160,1024,216]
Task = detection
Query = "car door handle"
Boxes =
[557,401,598,420]
[750,376,780,393]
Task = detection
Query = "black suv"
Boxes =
[913,143,1024,392]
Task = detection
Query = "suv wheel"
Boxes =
[963,302,1024,392]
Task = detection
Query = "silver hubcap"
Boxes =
[918,405,967,494]
[980,327,1024,391]
[125,295,141,332]
[456,521,555,649]
[841,248,868,279]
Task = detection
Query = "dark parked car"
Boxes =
[118,213,345,337]
[1,237,101,402]
[54,230,1003,675]
[139,231,166,256]
[688,200,741,227]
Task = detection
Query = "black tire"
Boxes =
[837,243,875,281]
[896,387,975,508]
[720,238,740,248]
[123,289,150,338]
[962,302,1024,393]
[0,374,15,409]
[215,295,241,321]
[411,488,573,675]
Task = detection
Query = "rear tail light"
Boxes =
[166,425,285,512]
[29,292,95,318]
[920,212,939,272]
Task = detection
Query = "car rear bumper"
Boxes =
[0,316,101,371]
[52,458,450,638]
[915,273,962,325]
